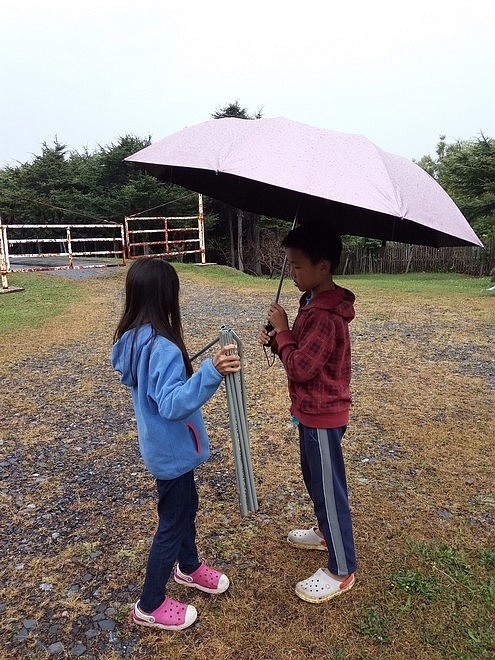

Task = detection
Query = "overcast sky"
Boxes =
[1,0,494,168]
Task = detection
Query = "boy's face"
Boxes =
[286,247,333,295]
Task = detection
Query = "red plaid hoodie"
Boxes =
[272,285,355,428]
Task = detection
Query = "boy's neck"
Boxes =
[311,279,336,296]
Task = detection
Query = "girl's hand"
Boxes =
[212,344,241,375]
[267,303,289,333]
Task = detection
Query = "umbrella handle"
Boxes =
[274,254,288,304]
[273,208,298,304]
[263,210,298,348]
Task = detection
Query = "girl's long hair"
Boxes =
[113,258,193,377]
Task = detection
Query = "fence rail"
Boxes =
[124,195,205,262]
[0,218,126,289]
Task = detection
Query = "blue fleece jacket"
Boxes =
[111,324,223,480]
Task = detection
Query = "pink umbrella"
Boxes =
[126,117,482,248]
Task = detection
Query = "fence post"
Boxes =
[405,245,414,273]
[198,194,206,264]
[164,217,169,255]
[0,215,10,289]
[124,217,131,259]
[119,224,126,265]
[66,226,74,268]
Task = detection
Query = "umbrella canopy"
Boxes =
[126,117,483,248]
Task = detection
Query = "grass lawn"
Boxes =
[1,266,493,659]
[0,273,85,333]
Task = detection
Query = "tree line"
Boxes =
[0,101,493,275]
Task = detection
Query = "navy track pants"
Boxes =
[298,423,356,575]
[139,470,201,613]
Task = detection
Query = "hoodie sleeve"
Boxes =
[275,308,335,383]
[147,340,223,421]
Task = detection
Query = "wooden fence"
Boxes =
[337,238,494,276]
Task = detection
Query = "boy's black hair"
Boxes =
[281,220,343,272]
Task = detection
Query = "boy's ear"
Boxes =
[319,258,332,273]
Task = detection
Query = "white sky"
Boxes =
[1,0,494,167]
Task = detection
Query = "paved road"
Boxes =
[9,256,125,278]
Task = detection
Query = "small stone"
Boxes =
[85,629,99,639]
[40,582,53,591]
[23,618,37,629]
[71,643,87,656]
[14,628,29,642]
[98,619,116,631]
[48,641,64,654]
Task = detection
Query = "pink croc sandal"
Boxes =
[174,562,230,594]
[132,597,197,631]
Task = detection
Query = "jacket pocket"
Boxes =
[185,422,201,454]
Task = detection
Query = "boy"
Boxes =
[259,221,356,603]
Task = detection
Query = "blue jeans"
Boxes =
[298,424,357,575]
[139,470,201,612]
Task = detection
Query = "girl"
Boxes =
[111,257,241,631]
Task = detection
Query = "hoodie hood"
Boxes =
[300,285,355,323]
[111,324,154,387]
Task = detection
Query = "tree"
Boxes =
[211,101,264,273]
[0,136,197,225]
[0,139,73,222]
[211,100,262,120]
[416,134,495,241]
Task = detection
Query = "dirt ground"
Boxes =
[0,268,493,659]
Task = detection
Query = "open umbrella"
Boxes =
[126,116,482,248]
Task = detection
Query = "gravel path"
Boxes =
[1,271,493,658]
[0,273,292,658]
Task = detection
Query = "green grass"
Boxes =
[0,272,85,333]
[341,272,493,297]
[175,264,493,297]
[357,542,495,657]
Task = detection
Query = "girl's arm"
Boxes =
[148,342,239,421]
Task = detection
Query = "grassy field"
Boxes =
[1,266,494,659]
[0,272,85,333]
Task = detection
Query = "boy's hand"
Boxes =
[258,324,276,346]
[267,303,289,333]
[212,344,241,375]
